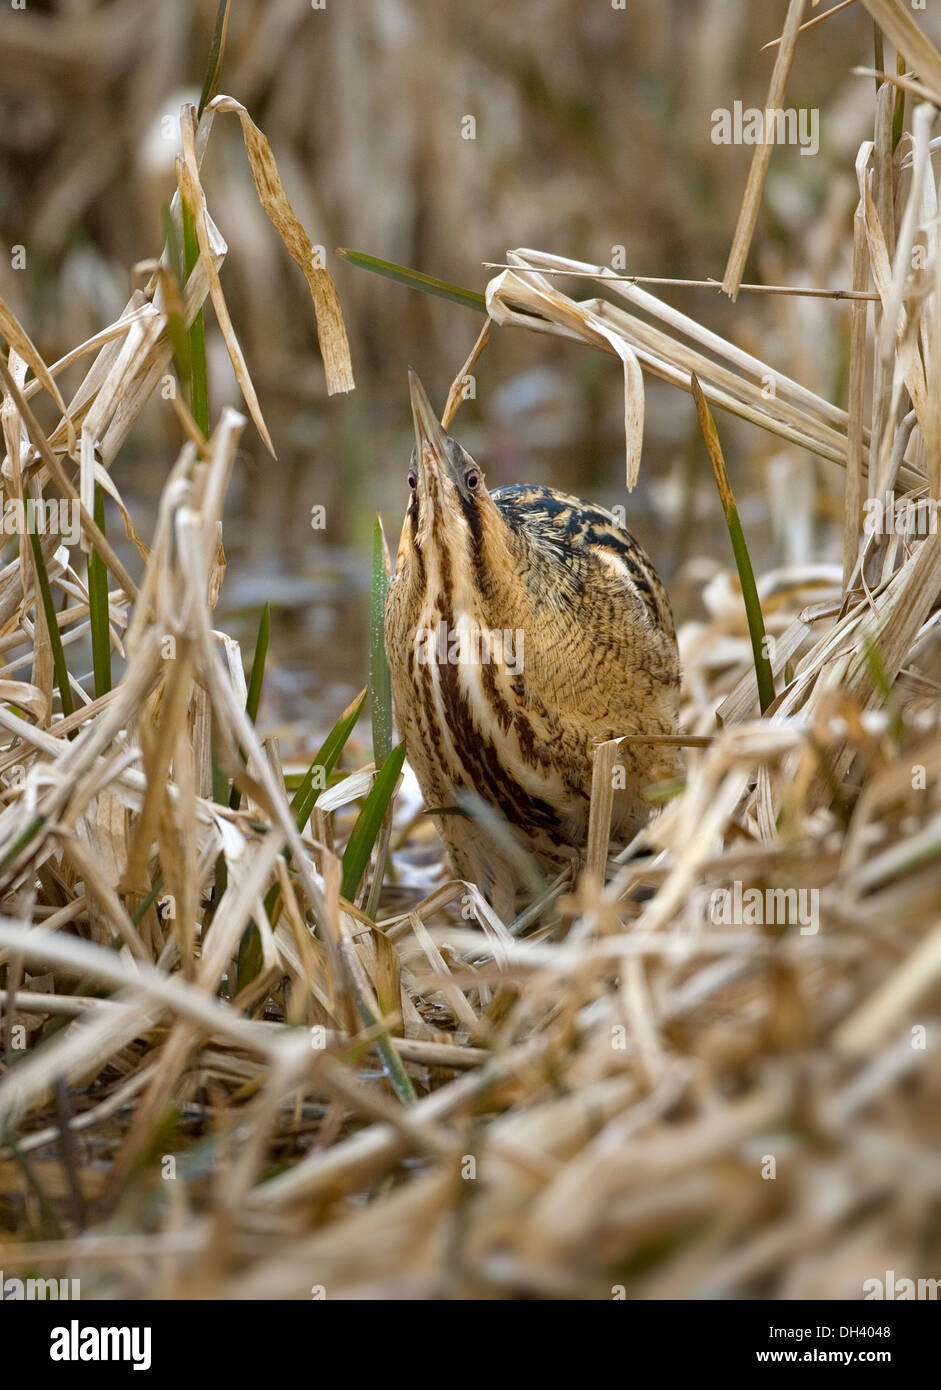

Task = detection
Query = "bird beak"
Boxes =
[408,369,462,496]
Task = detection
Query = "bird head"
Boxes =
[393,371,508,593]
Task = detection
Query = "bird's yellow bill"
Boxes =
[408,370,460,490]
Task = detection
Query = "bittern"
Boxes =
[385,371,681,911]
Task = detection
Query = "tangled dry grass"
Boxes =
[1,1,941,1300]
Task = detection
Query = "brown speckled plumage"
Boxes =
[385,372,681,910]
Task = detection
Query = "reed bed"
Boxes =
[1,3,940,1300]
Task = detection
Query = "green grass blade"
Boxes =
[180,0,229,439]
[642,777,686,805]
[211,752,229,807]
[0,813,46,877]
[363,814,393,923]
[861,632,904,743]
[337,940,416,1103]
[88,482,112,698]
[237,688,369,992]
[725,509,774,713]
[229,602,270,811]
[873,23,884,95]
[349,995,417,1105]
[291,686,367,832]
[160,204,192,388]
[341,742,406,903]
[28,529,75,727]
[337,248,486,315]
[369,519,392,769]
[892,51,906,152]
[236,922,261,996]
[3,1132,63,1239]
[691,373,775,714]
[245,601,270,725]
[198,0,231,118]
[131,876,165,927]
[181,197,209,438]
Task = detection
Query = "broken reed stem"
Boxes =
[762,0,859,53]
[843,203,870,587]
[441,319,492,431]
[722,0,807,300]
[482,265,880,300]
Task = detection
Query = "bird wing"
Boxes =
[492,485,679,734]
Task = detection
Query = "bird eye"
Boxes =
[465,469,480,490]
[407,470,417,490]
